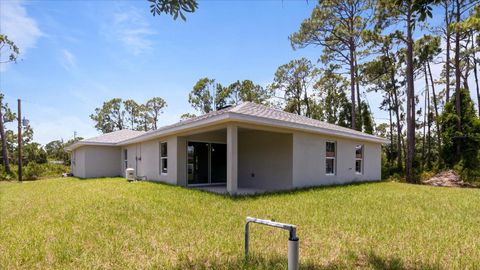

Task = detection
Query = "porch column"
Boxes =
[227,124,238,194]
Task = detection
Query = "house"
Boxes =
[66,102,389,194]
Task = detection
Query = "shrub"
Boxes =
[419,171,436,181]
[23,162,43,180]
[0,166,16,181]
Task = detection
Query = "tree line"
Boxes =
[284,0,480,181]
[89,97,167,133]
[1,0,480,182]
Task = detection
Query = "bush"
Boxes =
[419,171,437,181]
[0,166,16,181]
[0,163,70,181]
[24,162,43,180]
[454,161,480,182]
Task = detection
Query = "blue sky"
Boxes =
[0,0,477,144]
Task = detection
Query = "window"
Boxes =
[325,141,336,175]
[355,145,363,174]
[124,149,128,169]
[160,142,168,174]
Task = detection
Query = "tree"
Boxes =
[148,0,198,21]
[123,99,141,130]
[314,66,351,125]
[454,4,480,115]
[138,104,153,131]
[440,0,455,103]
[225,80,271,105]
[45,140,64,160]
[0,35,19,64]
[446,0,479,155]
[90,98,124,133]
[146,97,167,129]
[0,36,19,175]
[361,101,375,134]
[270,58,319,117]
[289,0,372,130]
[23,143,47,165]
[180,113,196,120]
[375,0,439,182]
[0,93,16,174]
[362,31,405,171]
[46,137,83,165]
[414,34,443,168]
[439,88,480,171]
[188,78,215,114]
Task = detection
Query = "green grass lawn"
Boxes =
[1,178,479,269]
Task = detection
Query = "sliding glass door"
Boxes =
[211,143,227,183]
[187,141,226,185]
[187,142,209,185]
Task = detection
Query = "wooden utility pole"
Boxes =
[18,99,22,182]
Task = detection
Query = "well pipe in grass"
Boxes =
[244,216,299,270]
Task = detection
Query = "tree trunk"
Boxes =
[462,32,472,91]
[473,44,480,117]
[0,107,11,174]
[422,64,428,170]
[387,50,403,171]
[303,82,311,118]
[388,92,395,165]
[355,56,362,131]
[454,0,461,130]
[406,6,416,183]
[428,61,443,167]
[445,0,451,103]
[427,74,432,170]
[349,44,357,130]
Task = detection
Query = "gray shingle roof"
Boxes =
[231,102,382,141]
[68,102,387,150]
[80,129,145,144]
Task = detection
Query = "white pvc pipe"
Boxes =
[245,217,299,270]
[288,239,299,270]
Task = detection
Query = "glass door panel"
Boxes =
[187,142,209,185]
[210,143,227,183]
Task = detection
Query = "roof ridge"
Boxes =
[229,101,251,112]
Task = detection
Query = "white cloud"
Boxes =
[109,7,156,55]
[60,49,77,71]
[0,0,43,70]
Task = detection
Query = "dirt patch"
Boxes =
[423,170,477,188]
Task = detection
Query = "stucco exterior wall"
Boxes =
[74,146,122,178]
[122,136,178,184]
[292,131,381,188]
[238,129,293,190]
[71,148,86,178]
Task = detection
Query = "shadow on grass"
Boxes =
[365,251,443,270]
[68,176,387,200]
[195,180,386,201]
[129,178,388,201]
[171,251,444,270]
[172,253,321,270]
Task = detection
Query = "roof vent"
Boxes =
[216,104,233,110]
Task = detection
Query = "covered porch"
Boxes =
[177,123,294,195]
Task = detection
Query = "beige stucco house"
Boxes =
[66,102,389,194]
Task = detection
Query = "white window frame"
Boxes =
[160,142,168,175]
[124,149,128,169]
[355,144,363,175]
[325,141,336,175]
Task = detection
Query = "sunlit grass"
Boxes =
[1,178,479,269]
